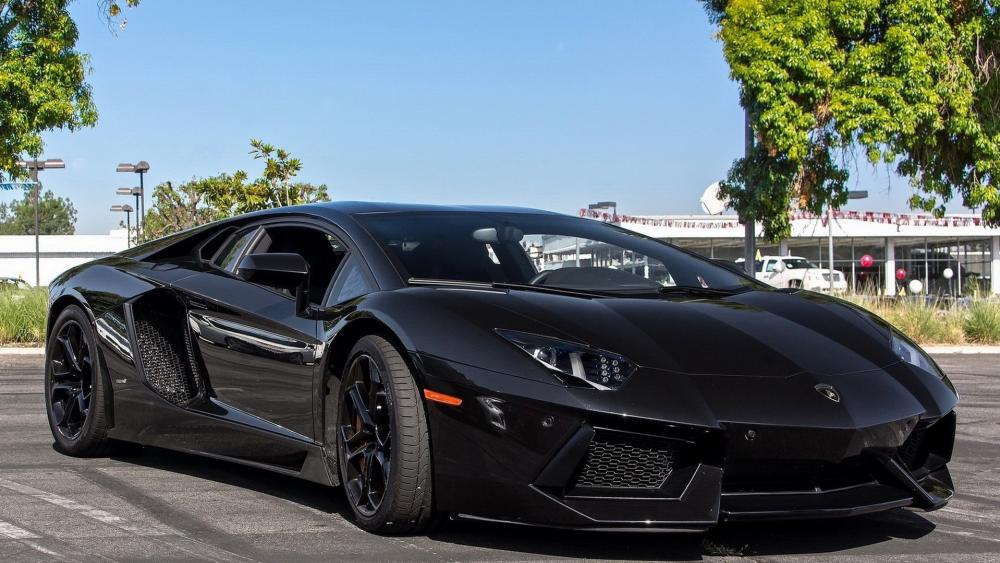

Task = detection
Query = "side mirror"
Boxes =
[238,253,311,314]
[773,260,786,273]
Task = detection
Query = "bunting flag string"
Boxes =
[579,209,984,229]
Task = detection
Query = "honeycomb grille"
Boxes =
[134,309,200,406]
[897,423,930,471]
[573,432,676,489]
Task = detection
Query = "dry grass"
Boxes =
[843,293,1000,345]
[0,288,47,345]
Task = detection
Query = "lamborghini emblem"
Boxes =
[815,384,841,403]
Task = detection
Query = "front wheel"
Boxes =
[45,305,112,456]
[336,335,438,534]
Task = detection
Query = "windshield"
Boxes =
[358,212,763,293]
[782,258,819,269]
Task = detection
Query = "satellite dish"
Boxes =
[700,182,728,215]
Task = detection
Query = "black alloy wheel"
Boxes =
[49,319,93,439]
[339,353,392,517]
[335,335,438,534]
[45,305,111,456]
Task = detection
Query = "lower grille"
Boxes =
[133,302,202,406]
[897,422,931,471]
[573,431,677,489]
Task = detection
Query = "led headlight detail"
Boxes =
[891,331,941,376]
[496,329,635,390]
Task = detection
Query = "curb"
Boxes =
[0,347,44,355]
[923,346,1000,354]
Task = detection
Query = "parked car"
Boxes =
[45,203,956,533]
[738,255,848,292]
[0,277,30,291]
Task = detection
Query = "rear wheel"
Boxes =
[45,306,111,456]
[337,335,438,534]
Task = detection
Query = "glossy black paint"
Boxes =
[46,202,959,531]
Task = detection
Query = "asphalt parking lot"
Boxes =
[1,352,998,562]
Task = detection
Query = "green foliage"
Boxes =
[0,188,76,234]
[703,0,1000,241]
[963,300,1000,343]
[0,287,47,344]
[142,139,329,238]
[1,1,141,180]
[0,0,96,180]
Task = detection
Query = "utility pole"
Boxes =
[742,110,756,275]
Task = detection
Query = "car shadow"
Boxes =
[105,444,936,560]
[105,443,357,523]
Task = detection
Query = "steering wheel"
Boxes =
[528,270,553,285]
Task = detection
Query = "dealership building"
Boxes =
[1,210,999,297]
[581,209,1000,297]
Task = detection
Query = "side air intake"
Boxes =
[131,292,203,406]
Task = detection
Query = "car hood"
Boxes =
[476,288,899,378]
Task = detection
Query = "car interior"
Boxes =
[216,225,348,305]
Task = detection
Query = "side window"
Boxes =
[214,228,258,272]
[327,256,375,305]
[245,225,349,304]
[764,260,776,273]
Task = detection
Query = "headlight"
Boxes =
[890,331,941,376]
[496,329,635,390]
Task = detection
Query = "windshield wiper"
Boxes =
[407,278,610,298]
[490,282,612,298]
[657,285,746,297]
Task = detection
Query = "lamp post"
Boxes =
[116,161,149,242]
[111,204,134,248]
[828,190,869,292]
[115,186,142,240]
[16,158,64,287]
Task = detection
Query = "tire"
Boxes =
[336,335,438,534]
[44,305,112,457]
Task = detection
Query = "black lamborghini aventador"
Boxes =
[44,202,957,533]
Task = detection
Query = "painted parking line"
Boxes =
[0,476,256,562]
[0,520,69,560]
[0,520,38,539]
[0,476,172,537]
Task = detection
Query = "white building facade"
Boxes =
[582,209,1000,296]
[0,230,129,287]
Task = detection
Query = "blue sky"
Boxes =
[23,1,950,234]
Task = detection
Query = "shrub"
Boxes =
[963,300,1000,344]
[0,288,47,345]
[880,299,966,345]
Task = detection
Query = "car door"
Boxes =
[172,220,347,441]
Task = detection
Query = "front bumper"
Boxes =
[415,354,957,530]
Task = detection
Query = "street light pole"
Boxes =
[117,161,149,243]
[17,158,64,287]
[111,204,134,248]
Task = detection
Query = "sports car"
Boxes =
[45,202,958,533]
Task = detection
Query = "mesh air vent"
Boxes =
[133,304,201,406]
[573,432,677,489]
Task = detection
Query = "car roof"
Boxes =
[291,201,564,217]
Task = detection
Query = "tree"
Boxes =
[0,1,140,181]
[140,176,235,240]
[249,138,303,206]
[141,140,330,238]
[0,188,76,234]
[702,1,999,241]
